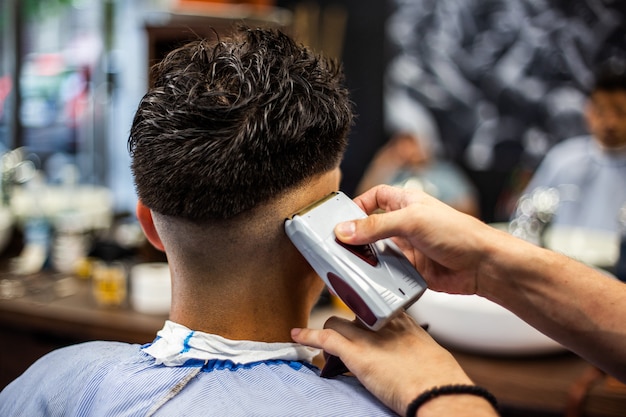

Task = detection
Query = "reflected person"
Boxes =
[517,63,626,233]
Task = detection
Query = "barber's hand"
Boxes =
[335,185,502,295]
[291,313,474,416]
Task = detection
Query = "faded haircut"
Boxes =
[129,26,353,221]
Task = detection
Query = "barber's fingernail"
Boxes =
[335,221,356,237]
[291,328,302,337]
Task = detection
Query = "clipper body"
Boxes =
[285,191,427,331]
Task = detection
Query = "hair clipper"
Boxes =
[285,191,427,331]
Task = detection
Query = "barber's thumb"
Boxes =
[335,221,356,239]
[335,218,377,245]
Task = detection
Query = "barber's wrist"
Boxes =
[405,384,499,417]
[475,226,529,299]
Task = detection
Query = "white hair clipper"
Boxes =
[285,191,427,331]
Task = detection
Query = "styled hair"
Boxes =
[128,27,353,221]
[592,61,626,92]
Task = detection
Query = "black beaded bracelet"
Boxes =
[406,384,498,417]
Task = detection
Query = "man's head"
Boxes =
[585,63,626,149]
[128,27,353,222]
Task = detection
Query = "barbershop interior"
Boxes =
[1,1,626,416]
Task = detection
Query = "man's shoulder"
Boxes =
[43,340,140,362]
[539,136,592,169]
[12,341,144,385]
[0,341,146,416]
[547,135,592,156]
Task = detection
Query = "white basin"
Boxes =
[406,223,618,356]
[408,290,565,356]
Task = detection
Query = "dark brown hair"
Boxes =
[592,61,626,93]
[129,26,353,221]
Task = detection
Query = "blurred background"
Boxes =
[2,2,626,414]
[1,0,624,221]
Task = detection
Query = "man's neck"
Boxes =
[168,271,319,343]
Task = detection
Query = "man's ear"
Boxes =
[136,200,165,252]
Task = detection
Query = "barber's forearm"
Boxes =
[479,232,626,380]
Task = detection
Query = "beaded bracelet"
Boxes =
[406,384,498,417]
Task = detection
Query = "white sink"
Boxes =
[408,289,565,356]
[405,223,619,356]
